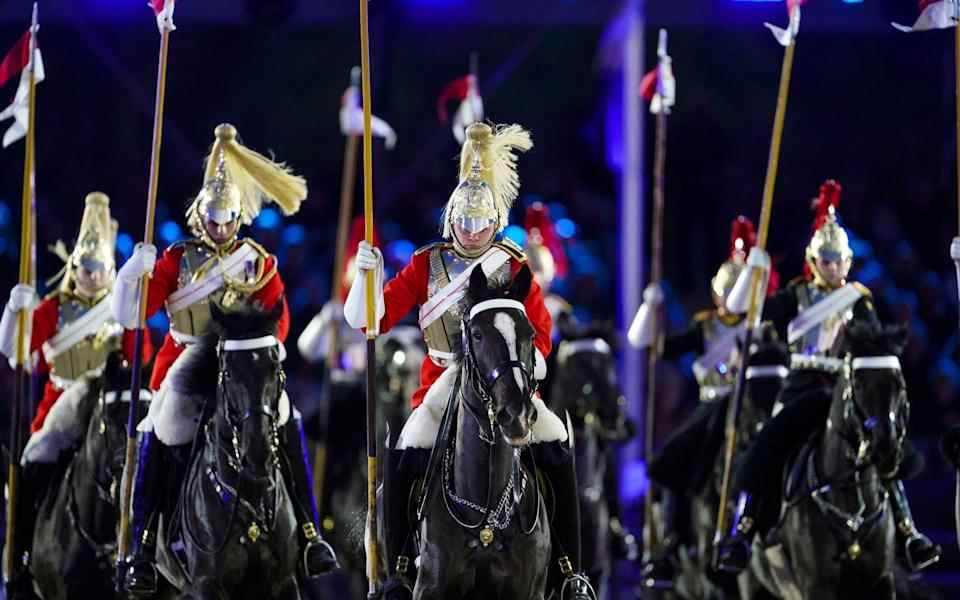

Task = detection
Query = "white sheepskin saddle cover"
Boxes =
[396,363,567,450]
[139,344,291,446]
[22,377,92,465]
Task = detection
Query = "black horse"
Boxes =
[28,353,153,599]
[671,326,788,600]
[547,324,632,597]
[405,266,551,599]
[744,323,908,600]
[324,327,421,599]
[155,304,303,599]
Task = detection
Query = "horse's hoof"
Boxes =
[302,538,340,578]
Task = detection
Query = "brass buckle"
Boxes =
[302,522,319,541]
[558,556,573,577]
[397,555,410,575]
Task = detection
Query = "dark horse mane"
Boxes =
[747,323,790,365]
[163,300,285,400]
[837,321,908,358]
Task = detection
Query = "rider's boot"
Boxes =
[5,461,56,600]
[712,491,759,574]
[639,489,678,590]
[381,445,428,600]
[888,480,940,572]
[280,412,339,578]
[534,440,597,600]
[122,430,164,596]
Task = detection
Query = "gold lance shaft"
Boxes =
[5,46,38,583]
[359,0,380,594]
[644,109,668,554]
[715,39,796,539]
[118,26,171,563]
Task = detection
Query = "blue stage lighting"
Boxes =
[0,202,10,228]
[159,221,182,245]
[282,223,306,245]
[502,225,527,247]
[555,218,576,239]
[255,207,280,230]
[387,239,416,264]
[117,232,134,258]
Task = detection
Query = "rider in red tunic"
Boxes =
[0,192,152,596]
[112,124,337,594]
[344,122,596,600]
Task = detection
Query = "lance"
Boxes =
[712,2,800,561]
[642,28,673,564]
[313,67,362,518]
[4,4,38,584]
[117,0,175,565]
[358,0,380,595]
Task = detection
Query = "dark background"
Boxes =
[0,0,958,594]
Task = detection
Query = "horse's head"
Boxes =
[463,265,538,447]
[743,324,790,418]
[835,322,909,478]
[553,323,627,440]
[210,301,286,479]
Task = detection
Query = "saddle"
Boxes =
[764,434,820,547]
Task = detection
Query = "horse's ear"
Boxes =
[268,297,285,335]
[508,265,533,300]
[209,302,227,336]
[889,322,909,356]
[469,265,489,303]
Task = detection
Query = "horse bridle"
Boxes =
[839,355,907,467]
[462,299,538,442]
[215,335,286,468]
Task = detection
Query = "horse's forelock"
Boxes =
[208,300,284,341]
[842,322,908,358]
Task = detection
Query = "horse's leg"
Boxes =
[274,576,301,600]
[869,573,895,600]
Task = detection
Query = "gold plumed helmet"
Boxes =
[187,123,307,247]
[50,192,117,292]
[441,122,532,244]
[711,216,755,299]
[805,180,852,286]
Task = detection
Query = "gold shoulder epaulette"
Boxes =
[414,241,449,256]
[850,281,872,298]
[693,309,715,323]
[240,238,271,259]
[495,238,526,261]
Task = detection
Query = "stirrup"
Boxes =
[559,572,597,600]
[122,558,159,596]
[904,533,941,573]
[300,526,339,578]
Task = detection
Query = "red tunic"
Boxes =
[29,295,152,433]
[144,241,290,390]
[378,250,552,408]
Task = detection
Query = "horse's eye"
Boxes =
[472,331,482,342]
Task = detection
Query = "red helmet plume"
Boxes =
[523,202,568,278]
[811,179,842,232]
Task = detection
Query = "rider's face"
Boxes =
[816,256,849,287]
[74,263,112,297]
[205,218,239,245]
[454,223,495,252]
